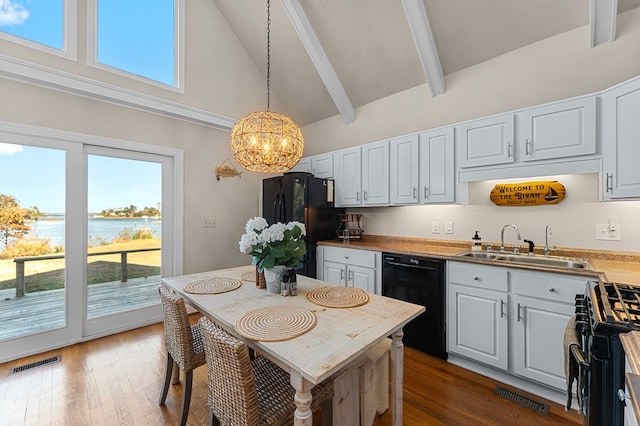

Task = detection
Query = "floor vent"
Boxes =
[494,385,550,416]
[9,355,61,375]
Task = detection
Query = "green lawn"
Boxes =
[0,238,161,293]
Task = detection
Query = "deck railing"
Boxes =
[13,247,161,297]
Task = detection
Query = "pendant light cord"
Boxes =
[266,0,271,112]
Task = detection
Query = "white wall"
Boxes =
[353,174,640,252]
[300,8,640,254]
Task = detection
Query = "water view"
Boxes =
[27,215,162,248]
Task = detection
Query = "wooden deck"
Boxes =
[0,276,161,341]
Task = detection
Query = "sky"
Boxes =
[0,0,172,213]
[0,143,162,214]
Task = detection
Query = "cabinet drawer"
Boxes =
[323,246,377,268]
[511,271,587,303]
[448,262,508,292]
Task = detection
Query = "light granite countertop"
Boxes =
[318,235,640,284]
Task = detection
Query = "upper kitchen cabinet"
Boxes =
[457,114,514,168]
[334,140,389,207]
[290,153,334,178]
[390,134,419,204]
[602,77,640,200]
[311,153,334,178]
[389,129,455,205]
[517,97,596,162]
[419,128,455,203]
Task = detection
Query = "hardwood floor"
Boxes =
[0,316,583,425]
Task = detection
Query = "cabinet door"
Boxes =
[362,140,389,205]
[457,114,514,168]
[346,265,375,293]
[323,261,346,286]
[448,283,508,370]
[512,295,574,390]
[518,97,596,162]
[603,78,640,199]
[290,157,311,173]
[390,135,419,204]
[419,127,455,203]
[333,147,362,206]
[311,153,333,178]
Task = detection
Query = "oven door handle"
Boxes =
[569,343,590,371]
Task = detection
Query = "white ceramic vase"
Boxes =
[263,265,286,293]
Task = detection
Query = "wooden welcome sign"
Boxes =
[490,181,565,206]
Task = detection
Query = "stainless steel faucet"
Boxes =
[544,225,553,257]
[500,224,521,253]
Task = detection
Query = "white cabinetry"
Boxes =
[419,127,455,203]
[447,261,588,392]
[390,134,419,204]
[457,96,596,170]
[457,114,514,168]
[334,141,389,207]
[448,262,509,370]
[290,153,334,178]
[511,271,586,390]
[389,129,455,205]
[518,97,596,162]
[602,77,640,199]
[317,246,381,294]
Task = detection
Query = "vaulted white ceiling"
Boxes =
[212,0,640,126]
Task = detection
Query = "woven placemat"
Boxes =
[240,270,256,282]
[235,306,317,342]
[307,286,370,308]
[183,277,242,294]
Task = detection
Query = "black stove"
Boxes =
[575,281,640,425]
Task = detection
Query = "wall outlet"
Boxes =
[596,223,621,241]
[204,217,217,228]
[444,221,454,234]
[431,221,440,234]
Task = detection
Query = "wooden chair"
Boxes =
[198,316,334,426]
[158,284,206,426]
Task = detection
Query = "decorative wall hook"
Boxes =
[215,159,242,181]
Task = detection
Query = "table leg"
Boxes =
[391,328,404,426]
[290,370,313,426]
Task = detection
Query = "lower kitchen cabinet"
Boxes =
[447,261,588,392]
[317,246,381,294]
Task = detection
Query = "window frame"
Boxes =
[0,0,77,61]
[85,0,185,93]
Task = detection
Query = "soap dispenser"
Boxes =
[472,231,482,251]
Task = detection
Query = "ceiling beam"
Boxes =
[401,0,445,97]
[590,0,618,47]
[281,0,355,123]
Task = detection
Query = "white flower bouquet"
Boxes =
[239,217,307,271]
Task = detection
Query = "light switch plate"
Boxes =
[431,221,440,234]
[204,217,217,228]
[444,221,454,234]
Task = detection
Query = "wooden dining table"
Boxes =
[161,265,425,426]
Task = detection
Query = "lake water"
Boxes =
[25,216,162,248]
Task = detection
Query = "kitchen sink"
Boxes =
[456,250,591,270]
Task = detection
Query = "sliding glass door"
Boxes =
[0,125,182,362]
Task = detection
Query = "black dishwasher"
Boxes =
[382,253,446,360]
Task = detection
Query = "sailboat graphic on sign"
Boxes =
[544,187,560,202]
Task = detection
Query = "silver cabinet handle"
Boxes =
[363,190,367,200]
[340,268,345,281]
[508,142,512,158]
[356,191,361,201]
[548,287,555,293]
[348,270,354,282]
[413,187,417,199]
[424,186,429,198]
[606,173,613,193]
[500,300,505,318]
[517,303,522,322]
[525,138,531,156]
[473,276,479,281]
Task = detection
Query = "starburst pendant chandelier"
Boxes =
[230,0,304,173]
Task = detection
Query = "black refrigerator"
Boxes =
[262,172,344,278]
